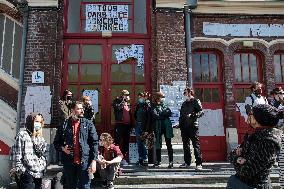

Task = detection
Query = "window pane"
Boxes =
[80,64,101,82]
[68,0,80,33]
[134,0,146,34]
[195,88,203,102]
[111,64,132,82]
[12,24,22,79]
[82,45,102,61]
[193,54,201,82]
[209,54,218,82]
[135,62,144,82]
[234,54,241,82]
[235,88,244,103]
[250,54,258,82]
[83,4,132,33]
[68,64,78,82]
[242,54,249,82]
[204,88,211,102]
[0,15,4,64]
[2,19,14,74]
[201,54,209,82]
[212,88,220,102]
[68,45,80,62]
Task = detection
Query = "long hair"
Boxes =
[61,89,72,100]
[100,133,114,146]
[25,112,44,137]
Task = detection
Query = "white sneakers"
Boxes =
[196,165,203,170]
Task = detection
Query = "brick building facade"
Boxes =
[0,0,284,186]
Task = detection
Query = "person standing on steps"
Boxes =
[179,87,204,170]
[151,92,174,168]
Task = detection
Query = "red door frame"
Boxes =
[62,39,150,133]
[232,51,263,143]
[192,51,226,161]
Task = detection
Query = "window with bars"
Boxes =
[193,52,222,103]
[66,0,147,34]
[274,53,284,83]
[0,14,22,79]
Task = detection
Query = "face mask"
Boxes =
[138,98,144,103]
[66,96,72,101]
[34,122,41,131]
[160,98,165,103]
[87,100,92,106]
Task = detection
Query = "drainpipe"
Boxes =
[184,0,197,88]
[16,1,29,133]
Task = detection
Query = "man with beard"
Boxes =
[53,101,99,189]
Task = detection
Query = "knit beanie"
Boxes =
[252,104,280,127]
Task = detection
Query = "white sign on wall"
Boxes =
[82,90,99,114]
[24,86,52,124]
[32,71,44,84]
[85,4,128,32]
[203,22,284,37]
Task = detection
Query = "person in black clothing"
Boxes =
[179,87,204,170]
[82,95,96,125]
[227,104,282,189]
[134,92,151,166]
[112,90,132,165]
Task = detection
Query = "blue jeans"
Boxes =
[135,122,148,160]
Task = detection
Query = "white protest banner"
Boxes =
[85,4,128,32]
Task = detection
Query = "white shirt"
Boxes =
[244,93,268,107]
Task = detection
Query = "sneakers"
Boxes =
[196,164,203,170]
[121,159,128,166]
[106,181,114,189]
[168,162,174,168]
[153,162,161,167]
[142,160,148,166]
[179,163,190,168]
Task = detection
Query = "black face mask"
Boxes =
[254,89,262,95]
[66,96,72,101]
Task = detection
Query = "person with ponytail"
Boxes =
[10,112,47,189]
[227,104,282,189]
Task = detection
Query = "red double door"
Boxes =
[62,39,150,134]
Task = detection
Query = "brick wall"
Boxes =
[154,9,187,89]
[19,4,63,128]
[153,10,284,129]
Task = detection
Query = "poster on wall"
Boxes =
[24,86,52,124]
[85,4,128,32]
[160,81,187,127]
[114,44,144,68]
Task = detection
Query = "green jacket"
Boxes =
[151,103,173,149]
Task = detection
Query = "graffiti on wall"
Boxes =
[203,22,284,37]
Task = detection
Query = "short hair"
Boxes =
[100,133,114,146]
[70,101,83,109]
[184,87,195,96]
[82,96,90,103]
[250,81,262,91]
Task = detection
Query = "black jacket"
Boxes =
[112,97,131,122]
[179,98,204,129]
[53,117,99,170]
[229,128,282,188]
[134,101,151,132]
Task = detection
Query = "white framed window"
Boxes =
[0,14,23,80]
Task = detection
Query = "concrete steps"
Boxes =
[42,162,280,189]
